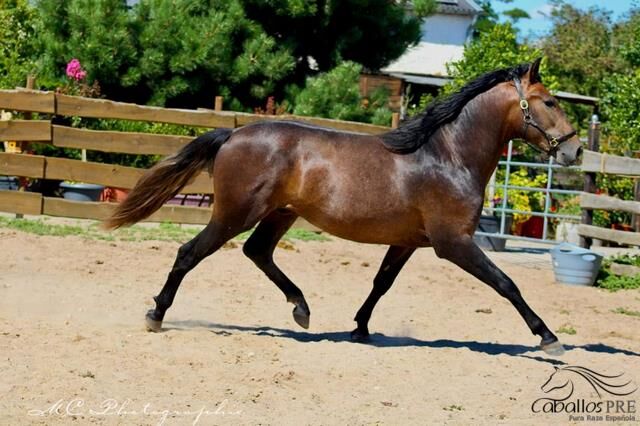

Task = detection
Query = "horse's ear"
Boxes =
[528,57,543,84]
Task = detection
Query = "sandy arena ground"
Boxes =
[1,223,639,425]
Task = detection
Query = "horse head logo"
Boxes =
[541,366,637,400]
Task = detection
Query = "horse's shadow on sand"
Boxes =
[164,320,638,365]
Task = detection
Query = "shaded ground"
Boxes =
[1,222,639,425]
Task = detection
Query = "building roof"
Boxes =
[436,0,482,16]
[381,41,464,77]
[385,72,599,105]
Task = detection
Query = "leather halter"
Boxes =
[513,77,577,155]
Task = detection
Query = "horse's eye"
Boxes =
[544,100,555,108]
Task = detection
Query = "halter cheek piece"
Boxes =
[513,77,576,156]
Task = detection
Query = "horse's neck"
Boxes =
[427,86,516,184]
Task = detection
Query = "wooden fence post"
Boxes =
[580,114,601,248]
[214,96,223,112]
[634,179,640,231]
[15,75,37,218]
[391,112,400,129]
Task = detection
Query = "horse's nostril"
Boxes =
[577,146,583,159]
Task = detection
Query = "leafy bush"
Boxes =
[593,174,635,228]
[600,69,640,156]
[596,254,640,291]
[293,62,392,125]
[0,0,39,89]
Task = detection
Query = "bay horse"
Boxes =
[105,58,581,356]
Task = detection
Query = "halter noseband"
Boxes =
[513,77,576,156]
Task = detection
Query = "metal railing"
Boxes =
[476,140,582,245]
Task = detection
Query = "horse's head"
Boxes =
[510,58,583,166]
[541,366,572,394]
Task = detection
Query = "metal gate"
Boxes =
[476,140,583,245]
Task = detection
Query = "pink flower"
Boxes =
[66,58,86,81]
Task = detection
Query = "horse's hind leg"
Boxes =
[351,246,415,342]
[433,234,564,356]
[145,221,238,331]
[242,209,311,329]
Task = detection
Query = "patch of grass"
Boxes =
[611,307,640,318]
[556,324,577,335]
[443,404,464,412]
[234,227,328,242]
[596,254,640,291]
[0,216,329,244]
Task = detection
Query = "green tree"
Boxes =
[293,61,391,125]
[36,0,138,97]
[445,23,557,94]
[34,0,432,110]
[472,0,530,37]
[542,3,620,98]
[128,0,296,107]
[0,0,39,89]
[241,0,434,76]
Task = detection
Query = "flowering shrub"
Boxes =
[65,58,86,81]
[57,58,100,98]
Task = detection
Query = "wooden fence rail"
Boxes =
[579,116,640,247]
[0,88,376,229]
[0,89,390,135]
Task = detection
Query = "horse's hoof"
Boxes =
[540,339,565,356]
[292,305,310,329]
[350,328,370,343]
[145,310,163,332]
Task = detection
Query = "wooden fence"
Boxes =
[579,118,640,247]
[0,89,390,226]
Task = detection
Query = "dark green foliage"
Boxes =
[36,0,138,98]
[472,0,530,38]
[292,62,391,125]
[33,0,430,110]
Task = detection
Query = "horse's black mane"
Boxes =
[381,63,531,154]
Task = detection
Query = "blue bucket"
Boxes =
[60,182,104,202]
[0,176,18,191]
[550,243,603,286]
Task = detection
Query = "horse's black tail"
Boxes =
[104,128,232,229]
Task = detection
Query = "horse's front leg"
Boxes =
[432,233,564,356]
[352,245,415,342]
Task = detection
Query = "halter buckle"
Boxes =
[549,137,559,148]
[519,99,529,110]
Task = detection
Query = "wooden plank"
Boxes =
[0,190,42,215]
[56,94,236,128]
[45,157,142,189]
[52,125,191,155]
[581,150,640,176]
[234,113,389,135]
[577,224,640,246]
[43,197,116,221]
[580,192,640,215]
[0,120,51,141]
[609,263,640,277]
[42,197,211,225]
[147,204,211,225]
[0,152,45,178]
[0,89,56,114]
[41,197,322,230]
[44,157,211,194]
